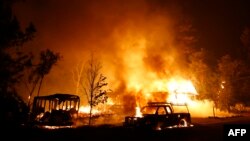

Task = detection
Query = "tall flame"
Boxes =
[167,78,198,104]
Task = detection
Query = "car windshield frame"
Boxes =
[141,102,190,115]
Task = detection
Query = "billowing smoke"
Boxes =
[14,0,199,120]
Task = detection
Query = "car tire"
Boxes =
[178,118,188,127]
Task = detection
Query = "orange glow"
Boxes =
[168,94,191,105]
[78,98,115,117]
[127,76,198,105]
[135,106,143,117]
[106,98,115,105]
[167,79,198,95]
[128,73,231,118]
[41,125,74,129]
[13,1,238,125]
[131,77,210,118]
[166,78,198,105]
[79,106,100,115]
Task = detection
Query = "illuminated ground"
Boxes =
[3,115,250,141]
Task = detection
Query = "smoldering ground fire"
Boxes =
[12,0,236,126]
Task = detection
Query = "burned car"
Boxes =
[124,102,193,130]
[30,93,80,128]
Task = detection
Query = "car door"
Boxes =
[155,106,168,129]
[158,105,176,128]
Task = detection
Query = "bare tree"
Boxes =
[82,54,110,125]
[72,61,85,95]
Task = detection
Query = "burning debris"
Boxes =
[30,93,80,128]
[12,1,242,127]
[122,77,199,116]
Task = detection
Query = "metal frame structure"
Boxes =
[147,102,190,113]
[31,93,80,126]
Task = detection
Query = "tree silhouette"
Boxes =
[217,55,245,111]
[27,49,61,108]
[188,49,220,116]
[0,0,35,127]
[82,54,110,125]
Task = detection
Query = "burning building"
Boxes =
[13,1,235,125]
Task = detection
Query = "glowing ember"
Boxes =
[41,125,74,129]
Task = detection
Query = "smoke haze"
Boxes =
[14,0,194,102]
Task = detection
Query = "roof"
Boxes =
[34,93,80,101]
[147,102,187,106]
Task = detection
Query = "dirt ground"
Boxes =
[3,115,250,141]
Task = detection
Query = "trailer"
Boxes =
[30,93,80,128]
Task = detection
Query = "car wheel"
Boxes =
[178,118,188,127]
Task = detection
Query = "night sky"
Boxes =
[12,0,250,102]
[184,0,250,60]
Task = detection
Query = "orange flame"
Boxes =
[79,106,100,115]
[166,78,198,104]
[135,106,142,117]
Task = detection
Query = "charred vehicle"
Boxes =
[124,102,193,130]
[30,93,80,128]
